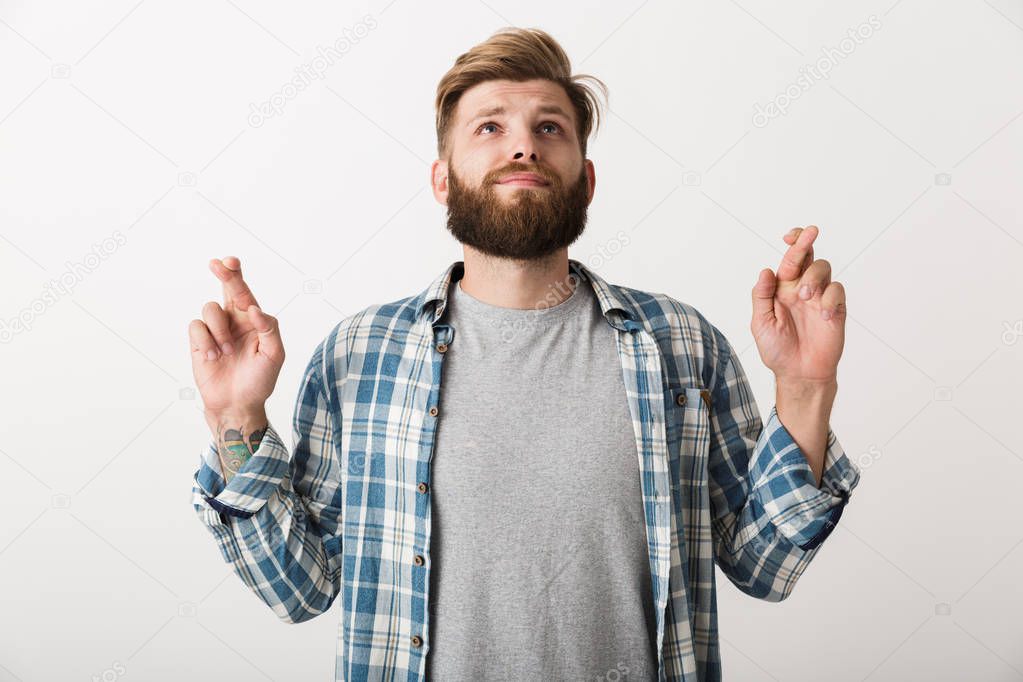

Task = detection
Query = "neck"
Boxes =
[458,246,575,310]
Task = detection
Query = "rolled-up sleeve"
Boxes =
[705,322,861,601]
[751,406,860,551]
[190,338,346,623]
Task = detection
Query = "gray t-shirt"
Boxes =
[425,273,658,681]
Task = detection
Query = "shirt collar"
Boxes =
[412,258,640,331]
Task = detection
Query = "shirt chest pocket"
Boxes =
[668,386,713,491]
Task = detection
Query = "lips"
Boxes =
[497,172,550,187]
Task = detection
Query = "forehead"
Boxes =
[455,78,575,124]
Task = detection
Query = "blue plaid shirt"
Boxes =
[192,258,861,681]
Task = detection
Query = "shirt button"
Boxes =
[436,343,448,353]
[676,393,687,406]
[428,406,439,417]
[417,482,429,493]
[411,634,423,648]
[413,554,425,566]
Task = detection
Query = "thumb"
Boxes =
[247,304,284,360]
[752,268,777,324]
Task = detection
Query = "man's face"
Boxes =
[431,78,596,261]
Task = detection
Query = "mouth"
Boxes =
[496,172,550,187]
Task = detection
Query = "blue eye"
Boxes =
[475,121,562,136]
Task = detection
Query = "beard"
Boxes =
[444,159,590,261]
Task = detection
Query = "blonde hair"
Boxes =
[434,27,608,159]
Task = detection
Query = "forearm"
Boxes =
[205,408,268,483]
[774,378,837,487]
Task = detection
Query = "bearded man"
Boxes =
[189,26,859,682]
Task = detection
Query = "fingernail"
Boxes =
[800,285,811,299]
[222,342,234,355]
[206,349,218,361]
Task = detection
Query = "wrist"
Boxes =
[774,376,836,425]
[204,406,268,434]
[775,375,838,397]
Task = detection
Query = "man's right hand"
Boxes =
[188,256,285,436]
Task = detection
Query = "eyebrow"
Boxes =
[467,104,573,125]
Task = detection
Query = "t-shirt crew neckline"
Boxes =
[451,275,587,324]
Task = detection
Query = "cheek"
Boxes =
[453,156,493,188]
[545,149,583,182]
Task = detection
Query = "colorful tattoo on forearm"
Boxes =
[216,423,267,483]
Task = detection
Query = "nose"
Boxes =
[510,125,539,163]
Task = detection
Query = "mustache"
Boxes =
[484,162,560,187]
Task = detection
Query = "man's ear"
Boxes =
[584,158,596,205]
[431,158,449,206]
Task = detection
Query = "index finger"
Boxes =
[209,256,259,312]
[776,225,818,282]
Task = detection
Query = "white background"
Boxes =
[1,1,1021,680]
